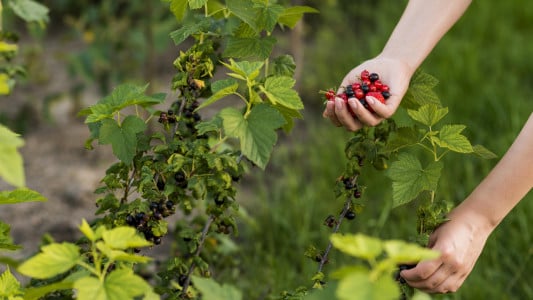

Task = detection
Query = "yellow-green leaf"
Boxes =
[330,233,382,261]
[102,227,152,250]
[17,243,81,279]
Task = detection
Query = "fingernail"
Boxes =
[367,97,375,105]
[348,98,358,110]
[335,98,343,110]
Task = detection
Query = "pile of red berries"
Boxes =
[324,70,390,115]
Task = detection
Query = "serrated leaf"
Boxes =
[98,116,147,164]
[386,153,443,207]
[196,79,239,110]
[383,240,440,263]
[17,243,81,279]
[253,1,284,32]
[330,233,383,261]
[278,6,319,29]
[0,188,47,205]
[436,124,473,153]
[261,76,303,110]
[196,117,222,135]
[74,269,153,300]
[85,84,164,124]
[407,104,448,127]
[79,219,95,241]
[472,144,498,159]
[23,281,74,300]
[0,73,11,95]
[403,70,441,108]
[384,127,419,153]
[8,0,49,23]
[192,276,242,300]
[0,221,19,251]
[0,125,25,187]
[219,104,285,169]
[96,242,152,263]
[271,54,296,77]
[223,36,276,60]
[102,227,152,250]
[336,269,399,300]
[189,0,208,9]
[170,17,211,45]
[274,104,303,133]
[0,268,23,297]
[222,59,264,80]
[226,0,259,32]
[166,0,187,21]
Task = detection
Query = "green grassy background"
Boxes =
[231,0,533,299]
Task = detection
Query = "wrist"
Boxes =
[447,198,497,237]
[375,51,417,78]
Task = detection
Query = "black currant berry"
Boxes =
[361,84,370,93]
[167,109,174,116]
[345,211,356,220]
[126,215,136,226]
[214,196,225,206]
[156,179,165,191]
[150,202,159,211]
[343,178,354,190]
[153,211,163,220]
[165,201,174,210]
[354,189,362,198]
[382,91,391,99]
[369,73,379,82]
[345,85,355,98]
[154,237,162,245]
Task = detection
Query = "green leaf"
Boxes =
[472,144,498,159]
[166,0,187,21]
[98,116,147,164]
[253,1,284,32]
[85,84,164,123]
[219,104,285,169]
[403,70,441,108]
[0,221,20,251]
[170,17,211,45]
[96,242,152,264]
[79,219,95,242]
[278,6,319,29]
[386,153,443,207]
[0,73,11,95]
[383,240,440,263]
[271,55,296,77]
[336,269,400,300]
[226,0,259,32]
[102,227,152,250]
[223,36,276,60]
[435,124,474,153]
[23,281,75,300]
[261,76,303,110]
[0,125,25,187]
[189,0,208,9]
[74,269,153,300]
[330,233,383,261]
[222,59,264,81]
[17,243,81,279]
[8,0,49,24]
[192,276,242,300]
[0,188,47,205]
[0,268,23,298]
[196,79,239,111]
[407,104,448,127]
[384,127,419,153]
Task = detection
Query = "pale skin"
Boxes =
[323,0,533,294]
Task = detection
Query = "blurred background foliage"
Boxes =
[3,0,532,299]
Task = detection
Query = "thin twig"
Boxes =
[181,215,215,296]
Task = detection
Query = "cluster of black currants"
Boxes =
[125,200,175,246]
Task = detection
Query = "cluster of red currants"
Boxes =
[324,70,390,115]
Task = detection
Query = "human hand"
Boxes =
[322,56,412,131]
[400,209,493,293]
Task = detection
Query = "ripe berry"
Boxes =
[369,73,379,82]
[354,189,362,198]
[369,84,377,92]
[154,237,162,245]
[382,91,391,99]
[351,83,361,90]
[345,211,356,220]
[345,85,355,98]
[343,177,354,190]
[361,84,370,93]
[337,93,348,101]
[325,89,336,101]
[355,89,365,99]
[381,84,390,92]
[126,215,136,226]
[150,202,159,211]
[156,179,165,191]
[365,91,386,113]
[165,201,174,210]
[324,215,336,228]
[374,80,383,90]
[360,70,370,80]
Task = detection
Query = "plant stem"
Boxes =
[317,198,352,274]
[181,215,215,296]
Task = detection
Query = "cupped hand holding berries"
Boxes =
[322,56,412,131]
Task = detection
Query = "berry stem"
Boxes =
[317,197,352,274]
[181,215,215,296]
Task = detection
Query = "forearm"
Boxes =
[453,113,533,230]
[379,0,472,75]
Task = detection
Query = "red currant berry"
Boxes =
[381,85,390,92]
[355,89,365,99]
[369,85,377,92]
[325,89,336,101]
[352,83,361,90]
[360,70,370,80]
[374,80,383,90]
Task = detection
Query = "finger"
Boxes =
[427,272,468,294]
[323,101,343,127]
[352,96,384,127]
[404,263,456,291]
[401,259,443,282]
[366,94,398,120]
[335,98,362,131]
